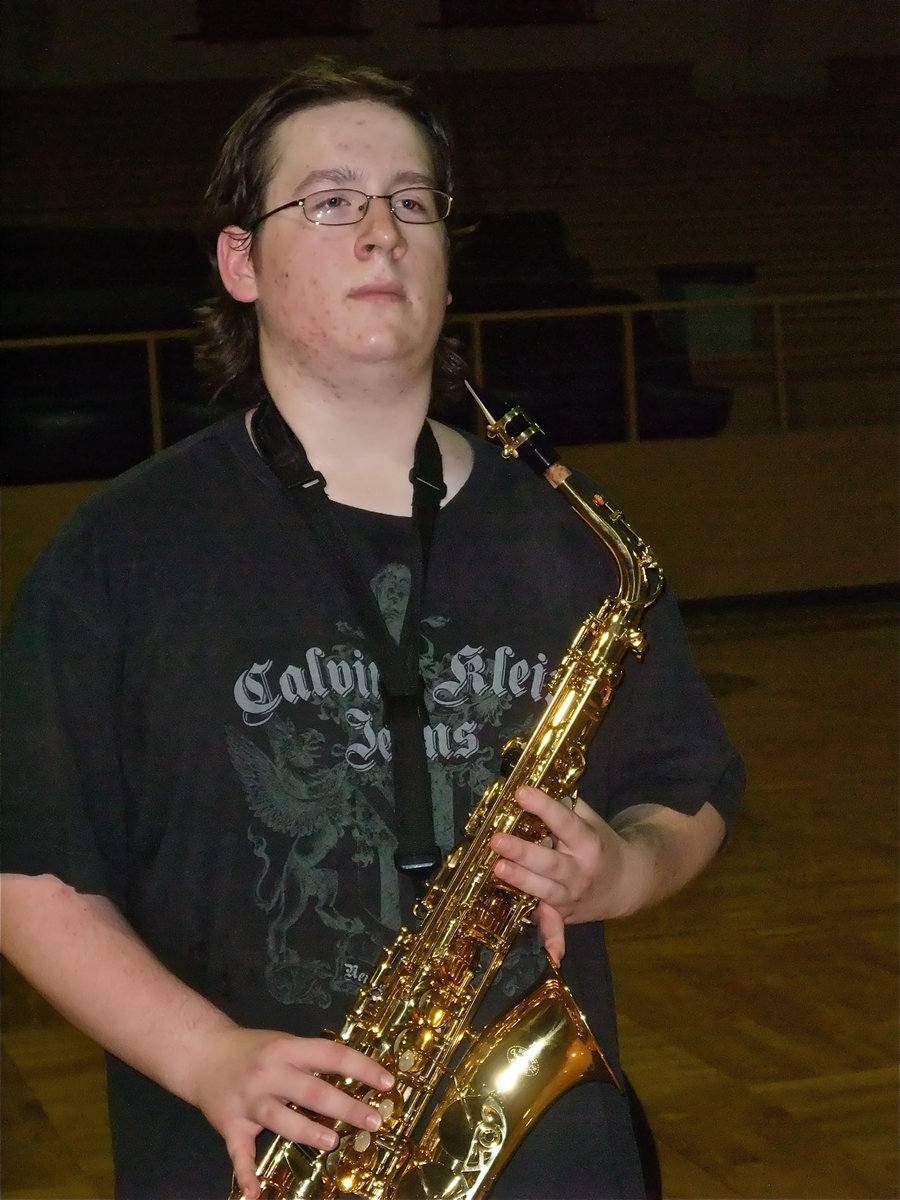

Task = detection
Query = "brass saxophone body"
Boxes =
[234,399,663,1200]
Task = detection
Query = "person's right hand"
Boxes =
[189,1025,395,1200]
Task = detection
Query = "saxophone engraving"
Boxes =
[232,392,663,1200]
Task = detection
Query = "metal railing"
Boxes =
[447,287,898,439]
[1,288,896,458]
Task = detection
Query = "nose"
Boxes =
[355,195,406,258]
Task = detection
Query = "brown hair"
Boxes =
[194,56,466,409]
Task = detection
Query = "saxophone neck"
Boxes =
[553,469,663,612]
[464,384,663,613]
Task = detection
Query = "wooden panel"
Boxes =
[562,426,899,599]
[1,481,103,622]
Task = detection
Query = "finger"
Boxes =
[514,785,583,841]
[234,1037,394,1147]
[276,1072,388,1137]
[534,901,567,965]
[491,847,570,912]
[490,828,560,876]
[258,1094,344,1150]
[293,1038,394,1092]
[226,1122,266,1200]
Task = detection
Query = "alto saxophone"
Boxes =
[233,393,663,1200]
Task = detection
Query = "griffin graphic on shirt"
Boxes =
[226,563,549,1010]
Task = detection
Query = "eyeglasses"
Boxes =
[252,187,453,230]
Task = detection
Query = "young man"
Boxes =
[0,59,743,1200]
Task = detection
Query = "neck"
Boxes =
[260,368,433,515]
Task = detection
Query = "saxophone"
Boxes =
[233,392,663,1200]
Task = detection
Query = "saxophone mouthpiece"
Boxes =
[464,379,496,425]
[464,380,562,479]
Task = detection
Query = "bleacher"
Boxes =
[0,59,896,481]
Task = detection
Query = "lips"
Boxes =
[348,280,405,300]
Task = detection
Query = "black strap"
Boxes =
[250,396,446,884]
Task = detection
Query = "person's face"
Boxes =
[219,100,451,388]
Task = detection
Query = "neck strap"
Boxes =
[250,396,447,883]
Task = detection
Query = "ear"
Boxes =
[446,290,453,307]
[217,226,258,303]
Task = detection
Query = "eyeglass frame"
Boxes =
[249,186,453,231]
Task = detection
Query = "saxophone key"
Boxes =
[393,1025,437,1075]
[331,1146,377,1198]
[415,988,450,1028]
[499,740,525,776]
[361,1085,404,1130]
[468,891,519,937]
[397,1049,416,1072]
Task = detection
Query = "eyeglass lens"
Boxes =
[304,188,450,225]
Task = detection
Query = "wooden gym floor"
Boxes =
[1,593,897,1199]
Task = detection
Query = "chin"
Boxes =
[352,332,417,364]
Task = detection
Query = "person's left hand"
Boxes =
[488,785,632,965]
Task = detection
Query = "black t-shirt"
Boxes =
[1,412,743,1198]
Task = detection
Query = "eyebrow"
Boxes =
[291,166,437,195]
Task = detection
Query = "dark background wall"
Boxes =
[2,1,897,297]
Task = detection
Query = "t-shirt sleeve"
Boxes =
[0,542,131,906]
[586,583,744,839]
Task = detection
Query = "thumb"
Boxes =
[225,1122,264,1200]
[534,901,567,965]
